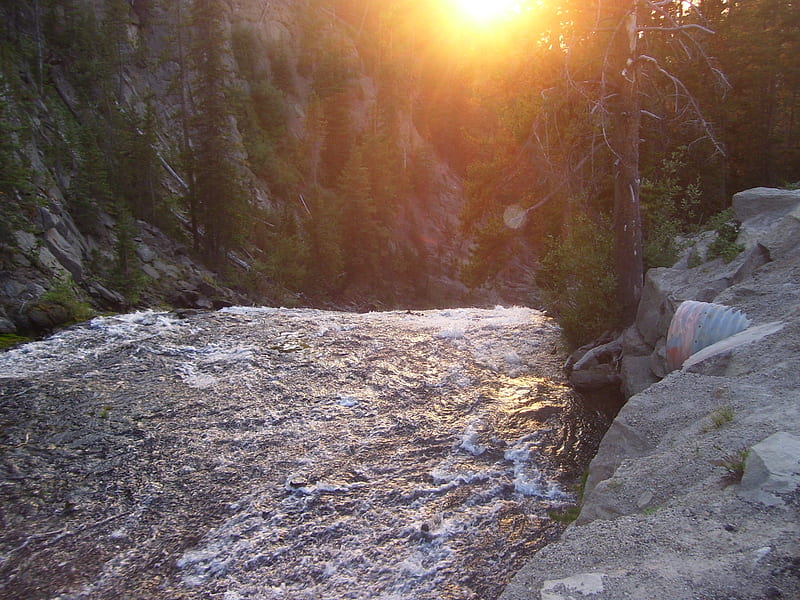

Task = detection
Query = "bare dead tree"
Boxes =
[511,0,729,324]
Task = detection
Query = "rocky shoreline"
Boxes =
[500,187,800,599]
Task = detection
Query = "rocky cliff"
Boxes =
[500,187,800,599]
[0,1,477,340]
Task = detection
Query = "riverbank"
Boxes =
[500,188,800,599]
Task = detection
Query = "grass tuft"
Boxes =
[702,406,734,433]
[710,446,749,483]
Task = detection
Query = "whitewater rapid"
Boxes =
[0,306,602,599]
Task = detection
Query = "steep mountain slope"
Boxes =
[0,0,479,338]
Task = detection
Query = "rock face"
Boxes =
[568,187,799,397]
[0,199,248,335]
[0,0,481,339]
[500,187,800,600]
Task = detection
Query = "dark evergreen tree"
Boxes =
[114,104,161,223]
[304,186,344,294]
[707,0,800,191]
[188,0,249,263]
[337,146,389,287]
[109,204,146,304]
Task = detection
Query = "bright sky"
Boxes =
[451,0,525,25]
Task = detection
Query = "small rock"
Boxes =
[541,573,605,600]
[739,432,800,507]
[0,316,17,334]
[136,243,158,264]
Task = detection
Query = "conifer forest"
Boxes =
[0,0,798,345]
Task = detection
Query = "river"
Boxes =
[0,306,609,599]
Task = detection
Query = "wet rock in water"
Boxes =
[566,335,622,393]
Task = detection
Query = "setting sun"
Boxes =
[452,0,524,24]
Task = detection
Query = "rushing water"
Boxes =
[0,306,604,600]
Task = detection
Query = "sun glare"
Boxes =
[453,0,524,24]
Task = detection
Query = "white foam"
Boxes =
[457,421,487,456]
[504,445,531,463]
[284,476,368,497]
[177,544,231,586]
[512,468,549,497]
[0,310,191,378]
[436,324,467,339]
[91,310,184,339]
[338,395,359,407]
[219,305,277,315]
[200,345,254,364]
[176,363,217,389]
[430,460,491,487]
[397,552,437,579]
[505,438,569,499]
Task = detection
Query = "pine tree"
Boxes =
[188,0,249,264]
[337,146,389,286]
[115,104,161,223]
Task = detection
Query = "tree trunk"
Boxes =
[610,2,643,324]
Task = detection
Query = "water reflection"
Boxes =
[0,306,607,600]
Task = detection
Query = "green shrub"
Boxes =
[538,211,619,348]
[702,406,734,433]
[0,94,36,239]
[251,80,288,135]
[267,41,295,94]
[706,209,744,263]
[0,333,31,350]
[231,23,264,84]
[40,276,95,323]
[266,233,310,292]
[460,216,512,289]
[711,446,749,482]
[548,469,589,524]
[641,148,702,269]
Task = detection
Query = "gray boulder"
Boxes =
[733,186,800,224]
[734,187,800,258]
[86,280,127,309]
[27,302,72,330]
[0,316,17,334]
[501,188,800,600]
[136,241,158,264]
[739,431,800,508]
[617,188,794,396]
[43,227,84,281]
